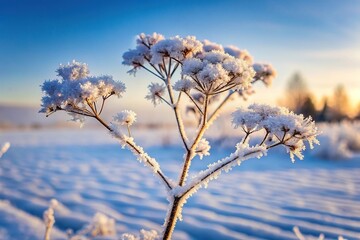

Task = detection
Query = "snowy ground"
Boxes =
[0,128,359,240]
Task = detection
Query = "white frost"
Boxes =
[114,110,137,126]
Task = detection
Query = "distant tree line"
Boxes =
[280,72,359,122]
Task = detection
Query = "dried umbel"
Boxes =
[40,33,317,240]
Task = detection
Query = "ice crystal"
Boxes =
[196,138,211,159]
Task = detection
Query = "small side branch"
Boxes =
[179,145,267,198]
[165,68,189,151]
[184,92,203,115]
[208,91,237,124]
[93,115,174,191]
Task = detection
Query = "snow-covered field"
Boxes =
[0,128,360,240]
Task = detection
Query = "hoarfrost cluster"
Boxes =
[40,60,126,122]
[232,103,319,162]
[40,32,319,240]
[114,110,137,126]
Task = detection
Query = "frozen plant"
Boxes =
[40,33,319,239]
[0,142,10,158]
[43,199,59,240]
[67,212,116,239]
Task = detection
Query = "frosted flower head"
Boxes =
[232,108,262,132]
[150,36,203,65]
[253,63,277,86]
[182,50,255,94]
[224,46,254,64]
[88,213,116,237]
[122,46,148,70]
[122,33,164,74]
[114,110,137,126]
[145,82,166,106]
[196,138,211,159]
[137,32,164,47]
[56,60,89,80]
[173,79,196,93]
[232,104,319,162]
[40,62,126,121]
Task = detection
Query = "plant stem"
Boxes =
[93,115,173,190]
[44,227,51,240]
[165,70,189,151]
[162,197,182,240]
[178,94,209,186]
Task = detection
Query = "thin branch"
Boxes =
[98,97,106,115]
[162,58,168,77]
[178,94,210,186]
[139,64,165,80]
[242,132,250,143]
[165,71,189,151]
[260,130,269,146]
[208,91,236,123]
[93,102,98,114]
[92,115,173,190]
[180,147,266,198]
[157,94,172,107]
[147,61,165,79]
[170,62,180,77]
[184,92,203,115]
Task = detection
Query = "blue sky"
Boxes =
[1,0,359,112]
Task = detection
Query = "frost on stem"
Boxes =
[110,124,160,173]
[178,143,267,198]
[195,138,211,159]
[43,199,59,240]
